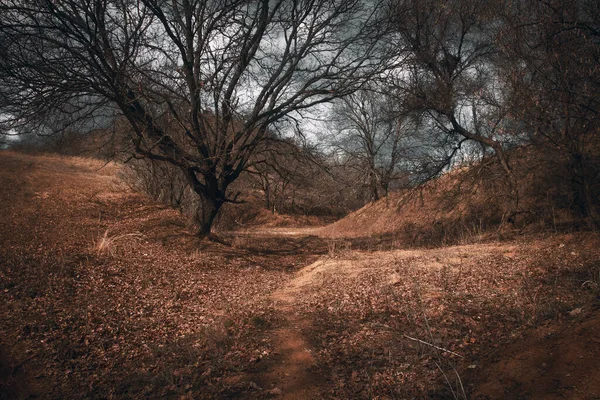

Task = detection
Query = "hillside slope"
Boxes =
[318,191,411,238]
[318,156,589,245]
[318,183,501,245]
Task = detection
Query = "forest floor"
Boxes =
[1,150,599,399]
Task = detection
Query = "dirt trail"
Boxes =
[252,244,516,398]
[256,253,401,399]
[261,286,322,399]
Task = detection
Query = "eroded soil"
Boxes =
[1,151,599,399]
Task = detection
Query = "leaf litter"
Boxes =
[1,151,599,399]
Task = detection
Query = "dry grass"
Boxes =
[326,239,352,257]
[94,230,146,256]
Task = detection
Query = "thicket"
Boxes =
[121,140,370,231]
[395,146,600,247]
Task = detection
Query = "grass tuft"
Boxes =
[95,230,146,256]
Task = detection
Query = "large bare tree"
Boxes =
[0,0,388,236]
[388,0,523,215]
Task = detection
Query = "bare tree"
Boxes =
[500,0,600,226]
[246,138,309,213]
[0,0,389,237]
[328,87,411,201]
[388,0,522,215]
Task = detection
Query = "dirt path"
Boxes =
[260,286,322,399]
[254,256,376,399]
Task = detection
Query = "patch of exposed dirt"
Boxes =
[256,287,323,399]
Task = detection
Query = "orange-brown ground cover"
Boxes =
[0,152,326,399]
[1,151,599,399]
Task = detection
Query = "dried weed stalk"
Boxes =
[95,230,146,256]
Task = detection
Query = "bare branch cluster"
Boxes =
[0,0,390,235]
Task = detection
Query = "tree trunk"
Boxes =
[265,184,271,212]
[368,170,380,202]
[583,180,599,230]
[570,154,598,229]
[260,176,271,211]
[196,195,223,238]
[370,186,380,202]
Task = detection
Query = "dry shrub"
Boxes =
[95,230,146,256]
[120,159,292,232]
[327,239,352,257]
[120,157,340,233]
[120,159,190,210]
[120,159,215,231]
